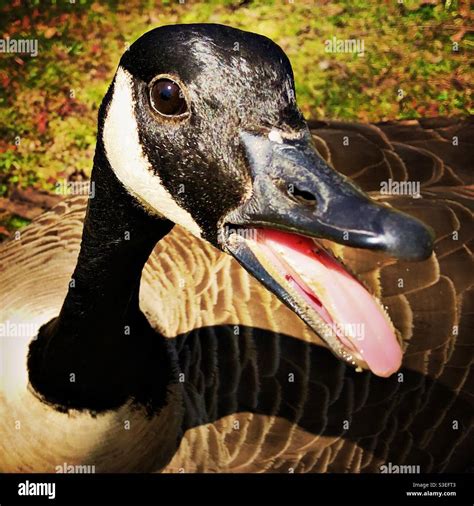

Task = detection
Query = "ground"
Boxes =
[0,0,472,237]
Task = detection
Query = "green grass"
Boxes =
[0,0,471,198]
[6,215,31,230]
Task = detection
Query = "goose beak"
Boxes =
[230,130,434,260]
[220,129,434,377]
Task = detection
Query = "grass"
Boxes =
[0,0,471,207]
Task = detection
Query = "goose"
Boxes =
[0,24,472,473]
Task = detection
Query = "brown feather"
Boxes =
[0,119,472,473]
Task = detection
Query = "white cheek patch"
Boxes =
[268,128,306,143]
[268,129,283,144]
[102,66,202,238]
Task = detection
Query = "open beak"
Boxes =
[220,128,434,377]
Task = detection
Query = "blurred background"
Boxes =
[0,0,471,238]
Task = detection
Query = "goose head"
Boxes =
[101,24,434,377]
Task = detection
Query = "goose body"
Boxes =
[0,25,472,473]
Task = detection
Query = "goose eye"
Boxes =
[150,78,188,117]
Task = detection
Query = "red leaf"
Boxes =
[21,15,31,30]
[36,111,49,134]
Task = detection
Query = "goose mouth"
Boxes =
[222,225,402,378]
[216,128,431,377]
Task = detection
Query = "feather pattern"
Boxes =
[0,118,472,472]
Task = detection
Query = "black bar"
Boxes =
[0,473,471,506]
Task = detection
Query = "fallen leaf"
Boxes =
[451,26,467,43]
[36,111,49,134]
[44,27,57,39]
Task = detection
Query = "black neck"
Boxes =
[57,139,173,337]
[28,132,174,411]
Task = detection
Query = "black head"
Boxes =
[100,24,434,377]
[103,24,304,243]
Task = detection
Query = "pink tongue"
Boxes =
[256,229,402,377]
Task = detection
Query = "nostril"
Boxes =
[273,178,318,207]
[287,184,318,206]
